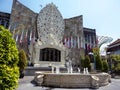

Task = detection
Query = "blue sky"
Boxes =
[0,0,120,42]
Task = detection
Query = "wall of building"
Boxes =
[7,0,97,67]
[0,12,10,28]
[83,27,97,55]
[64,16,84,66]
[9,0,37,58]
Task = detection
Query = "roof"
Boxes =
[109,39,120,46]
[108,39,120,48]
[83,27,96,33]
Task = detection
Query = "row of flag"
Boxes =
[63,35,96,50]
[13,29,36,46]
[63,36,83,49]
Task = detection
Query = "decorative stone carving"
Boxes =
[37,3,64,45]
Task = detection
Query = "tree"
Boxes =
[0,25,19,90]
[95,55,103,71]
[111,55,120,75]
[83,55,91,71]
[114,63,120,74]
[102,60,109,72]
[18,49,27,78]
[111,55,120,74]
[80,55,85,69]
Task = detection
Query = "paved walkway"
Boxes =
[17,76,120,90]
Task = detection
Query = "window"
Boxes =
[39,48,61,62]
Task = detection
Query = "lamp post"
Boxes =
[88,52,96,71]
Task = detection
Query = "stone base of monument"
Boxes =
[24,67,67,76]
[34,72,111,88]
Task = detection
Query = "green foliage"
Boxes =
[0,26,19,67]
[111,54,120,61]
[0,65,19,90]
[115,63,120,72]
[95,55,103,71]
[110,54,120,74]
[102,60,109,72]
[93,47,100,56]
[80,55,85,68]
[18,49,27,71]
[0,25,19,90]
[82,55,91,71]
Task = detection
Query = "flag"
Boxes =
[16,30,20,43]
[27,30,32,45]
[32,31,36,46]
[71,36,73,48]
[77,36,80,49]
[24,31,28,43]
[12,26,16,38]
[74,37,76,48]
[64,37,67,47]
[20,30,24,43]
[67,37,70,48]
[8,24,11,30]
[16,34,18,42]
[29,30,32,42]
[80,36,84,48]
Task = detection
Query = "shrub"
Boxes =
[18,49,27,72]
[83,55,91,71]
[80,56,85,69]
[102,60,109,72]
[0,25,19,90]
[95,55,103,71]
[0,65,19,90]
[114,63,120,74]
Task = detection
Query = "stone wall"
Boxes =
[64,16,84,67]
[34,72,111,88]
[8,1,97,67]
[9,0,37,57]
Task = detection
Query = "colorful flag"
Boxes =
[24,30,28,43]
[80,36,84,48]
[67,37,70,48]
[77,36,80,49]
[12,26,16,38]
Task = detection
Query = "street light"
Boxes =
[88,52,96,71]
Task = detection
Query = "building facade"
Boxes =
[0,12,10,29]
[8,0,97,67]
[107,39,120,55]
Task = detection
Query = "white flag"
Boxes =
[74,37,76,48]
[67,37,70,48]
[30,30,32,41]
[64,37,67,47]
[71,36,73,48]
[16,34,18,42]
